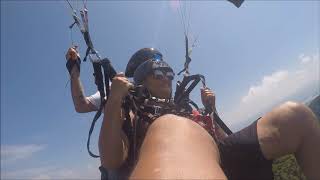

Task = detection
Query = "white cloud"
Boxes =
[1,144,46,163]
[300,54,312,64]
[241,70,289,103]
[223,54,319,131]
[1,160,101,180]
[2,167,55,180]
[33,174,51,180]
[1,143,101,179]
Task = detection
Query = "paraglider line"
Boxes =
[178,0,187,36]
[186,1,192,36]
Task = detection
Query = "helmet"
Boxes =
[125,48,163,77]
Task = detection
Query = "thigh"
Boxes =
[130,114,226,179]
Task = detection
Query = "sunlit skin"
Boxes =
[66,46,79,60]
[144,74,172,99]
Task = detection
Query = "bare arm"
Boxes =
[98,73,132,169]
[201,88,228,138]
[99,94,129,169]
[66,47,97,113]
[70,66,97,113]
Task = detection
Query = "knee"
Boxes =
[277,101,317,131]
[151,114,181,126]
[145,114,187,141]
[148,114,198,133]
[147,114,217,144]
[148,114,184,132]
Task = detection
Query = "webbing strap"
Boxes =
[174,74,205,105]
[87,106,103,158]
[213,111,233,135]
[87,59,117,158]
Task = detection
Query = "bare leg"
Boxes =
[130,114,226,179]
[257,101,320,179]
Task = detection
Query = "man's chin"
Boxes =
[149,87,172,98]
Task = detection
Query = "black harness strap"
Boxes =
[174,74,233,135]
[174,74,205,106]
[87,107,103,158]
[86,62,105,158]
[101,58,117,97]
[93,62,106,102]
[213,111,233,135]
[87,59,117,158]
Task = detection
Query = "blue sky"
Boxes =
[1,1,319,179]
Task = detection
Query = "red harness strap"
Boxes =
[191,110,217,140]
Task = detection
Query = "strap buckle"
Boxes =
[154,106,161,116]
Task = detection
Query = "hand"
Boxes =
[110,73,134,99]
[201,87,216,110]
[65,46,80,61]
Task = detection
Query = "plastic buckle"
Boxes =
[154,106,161,116]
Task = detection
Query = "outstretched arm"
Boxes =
[66,47,97,113]
[70,67,97,112]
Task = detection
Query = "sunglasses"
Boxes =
[152,70,175,81]
[152,53,162,61]
[142,51,162,62]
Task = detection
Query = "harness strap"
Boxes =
[87,106,103,158]
[92,62,105,101]
[174,74,205,106]
[87,59,117,158]
[101,58,117,97]
[213,111,233,135]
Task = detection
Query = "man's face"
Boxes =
[144,70,173,99]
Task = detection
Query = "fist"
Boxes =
[110,73,134,99]
[65,46,80,61]
[201,87,216,109]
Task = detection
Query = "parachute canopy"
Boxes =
[227,0,244,8]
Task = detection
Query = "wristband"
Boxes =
[66,58,81,75]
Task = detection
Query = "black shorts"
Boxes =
[218,119,273,180]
